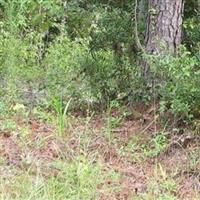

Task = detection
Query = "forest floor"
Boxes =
[0,104,200,200]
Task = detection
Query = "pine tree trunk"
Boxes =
[145,0,184,55]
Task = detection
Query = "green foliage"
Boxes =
[147,46,200,118]
[90,5,133,51]
[49,156,102,199]
[0,0,200,122]
[0,156,103,200]
[1,1,200,199]
[143,132,167,157]
[51,96,71,136]
[0,0,138,109]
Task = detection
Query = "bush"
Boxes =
[147,46,200,118]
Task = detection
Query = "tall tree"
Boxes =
[145,0,184,55]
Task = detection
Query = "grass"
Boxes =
[0,158,102,199]
[0,106,199,200]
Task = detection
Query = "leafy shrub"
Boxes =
[147,46,200,118]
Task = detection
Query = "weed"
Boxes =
[51,97,71,137]
[188,149,200,171]
[105,100,122,144]
[125,133,146,163]
[143,131,168,158]
[0,119,17,132]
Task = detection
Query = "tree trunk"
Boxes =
[145,0,184,55]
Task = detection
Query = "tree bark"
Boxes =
[145,0,184,55]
